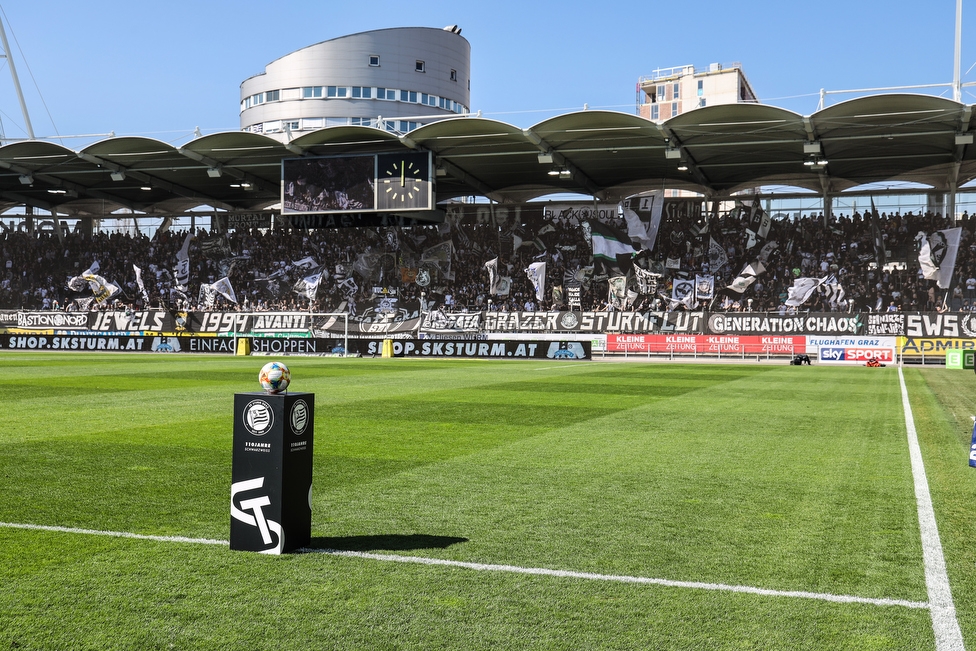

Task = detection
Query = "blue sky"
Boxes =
[0,1,971,145]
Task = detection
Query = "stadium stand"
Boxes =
[1,207,973,314]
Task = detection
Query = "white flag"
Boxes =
[484,258,501,295]
[707,237,728,271]
[525,261,546,302]
[785,277,825,307]
[211,277,238,303]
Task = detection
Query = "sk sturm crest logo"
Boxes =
[244,400,274,436]
[559,312,579,329]
[962,314,976,338]
[416,269,431,287]
[291,400,309,435]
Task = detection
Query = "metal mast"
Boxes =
[0,11,34,139]
[955,0,963,103]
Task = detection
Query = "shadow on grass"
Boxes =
[308,533,468,552]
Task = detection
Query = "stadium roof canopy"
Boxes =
[2,93,976,217]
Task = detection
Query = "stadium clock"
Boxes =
[376,152,432,210]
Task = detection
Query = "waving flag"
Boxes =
[525,261,547,302]
[174,232,194,288]
[588,220,636,276]
[917,227,962,289]
[785,277,825,307]
[727,262,765,293]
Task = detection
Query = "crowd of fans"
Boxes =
[2,206,975,314]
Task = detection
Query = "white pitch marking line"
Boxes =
[301,547,930,610]
[898,367,965,650]
[0,520,927,610]
[0,521,227,546]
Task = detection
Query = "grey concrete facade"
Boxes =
[240,27,470,138]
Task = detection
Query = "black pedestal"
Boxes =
[230,392,314,554]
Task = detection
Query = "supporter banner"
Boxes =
[184,312,311,334]
[905,313,976,338]
[286,213,441,229]
[16,311,90,330]
[8,310,976,339]
[898,337,976,357]
[606,334,805,355]
[226,211,275,230]
[420,311,482,335]
[353,339,591,360]
[444,203,545,228]
[865,313,905,336]
[89,310,174,332]
[808,336,897,364]
[706,313,862,335]
[481,311,703,334]
[311,310,421,337]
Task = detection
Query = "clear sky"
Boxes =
[0,0,972,146]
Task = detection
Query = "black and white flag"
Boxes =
[133,265,150,305]
[727,262,765,293]
[916,227,962,289]
[174,232,193,288]
[695,274,715,301]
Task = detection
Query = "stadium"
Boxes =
[2,8,976,651]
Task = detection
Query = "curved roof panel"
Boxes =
[2,94,975,217]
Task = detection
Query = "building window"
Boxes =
[697,80,703,97]
[699,98,706,108]
[266,89,280,102]
[671,101,679,117]
[302,86,322,98]
[651,104,659,120]
[351,117,372,127]
[352,86,372,99]
[252,93,264,105]
[416,60,426,73]
[450,69,457,82]
[673,83,679,100]
[285,120,300,131]
[400,89,409,102]
[657,84,665,101]
[368,55,380,67]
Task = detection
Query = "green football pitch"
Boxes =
[1,353,975,650]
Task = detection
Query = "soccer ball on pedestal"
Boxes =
[258,361,291,394]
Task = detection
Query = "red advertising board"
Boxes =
[606,334,805,354]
